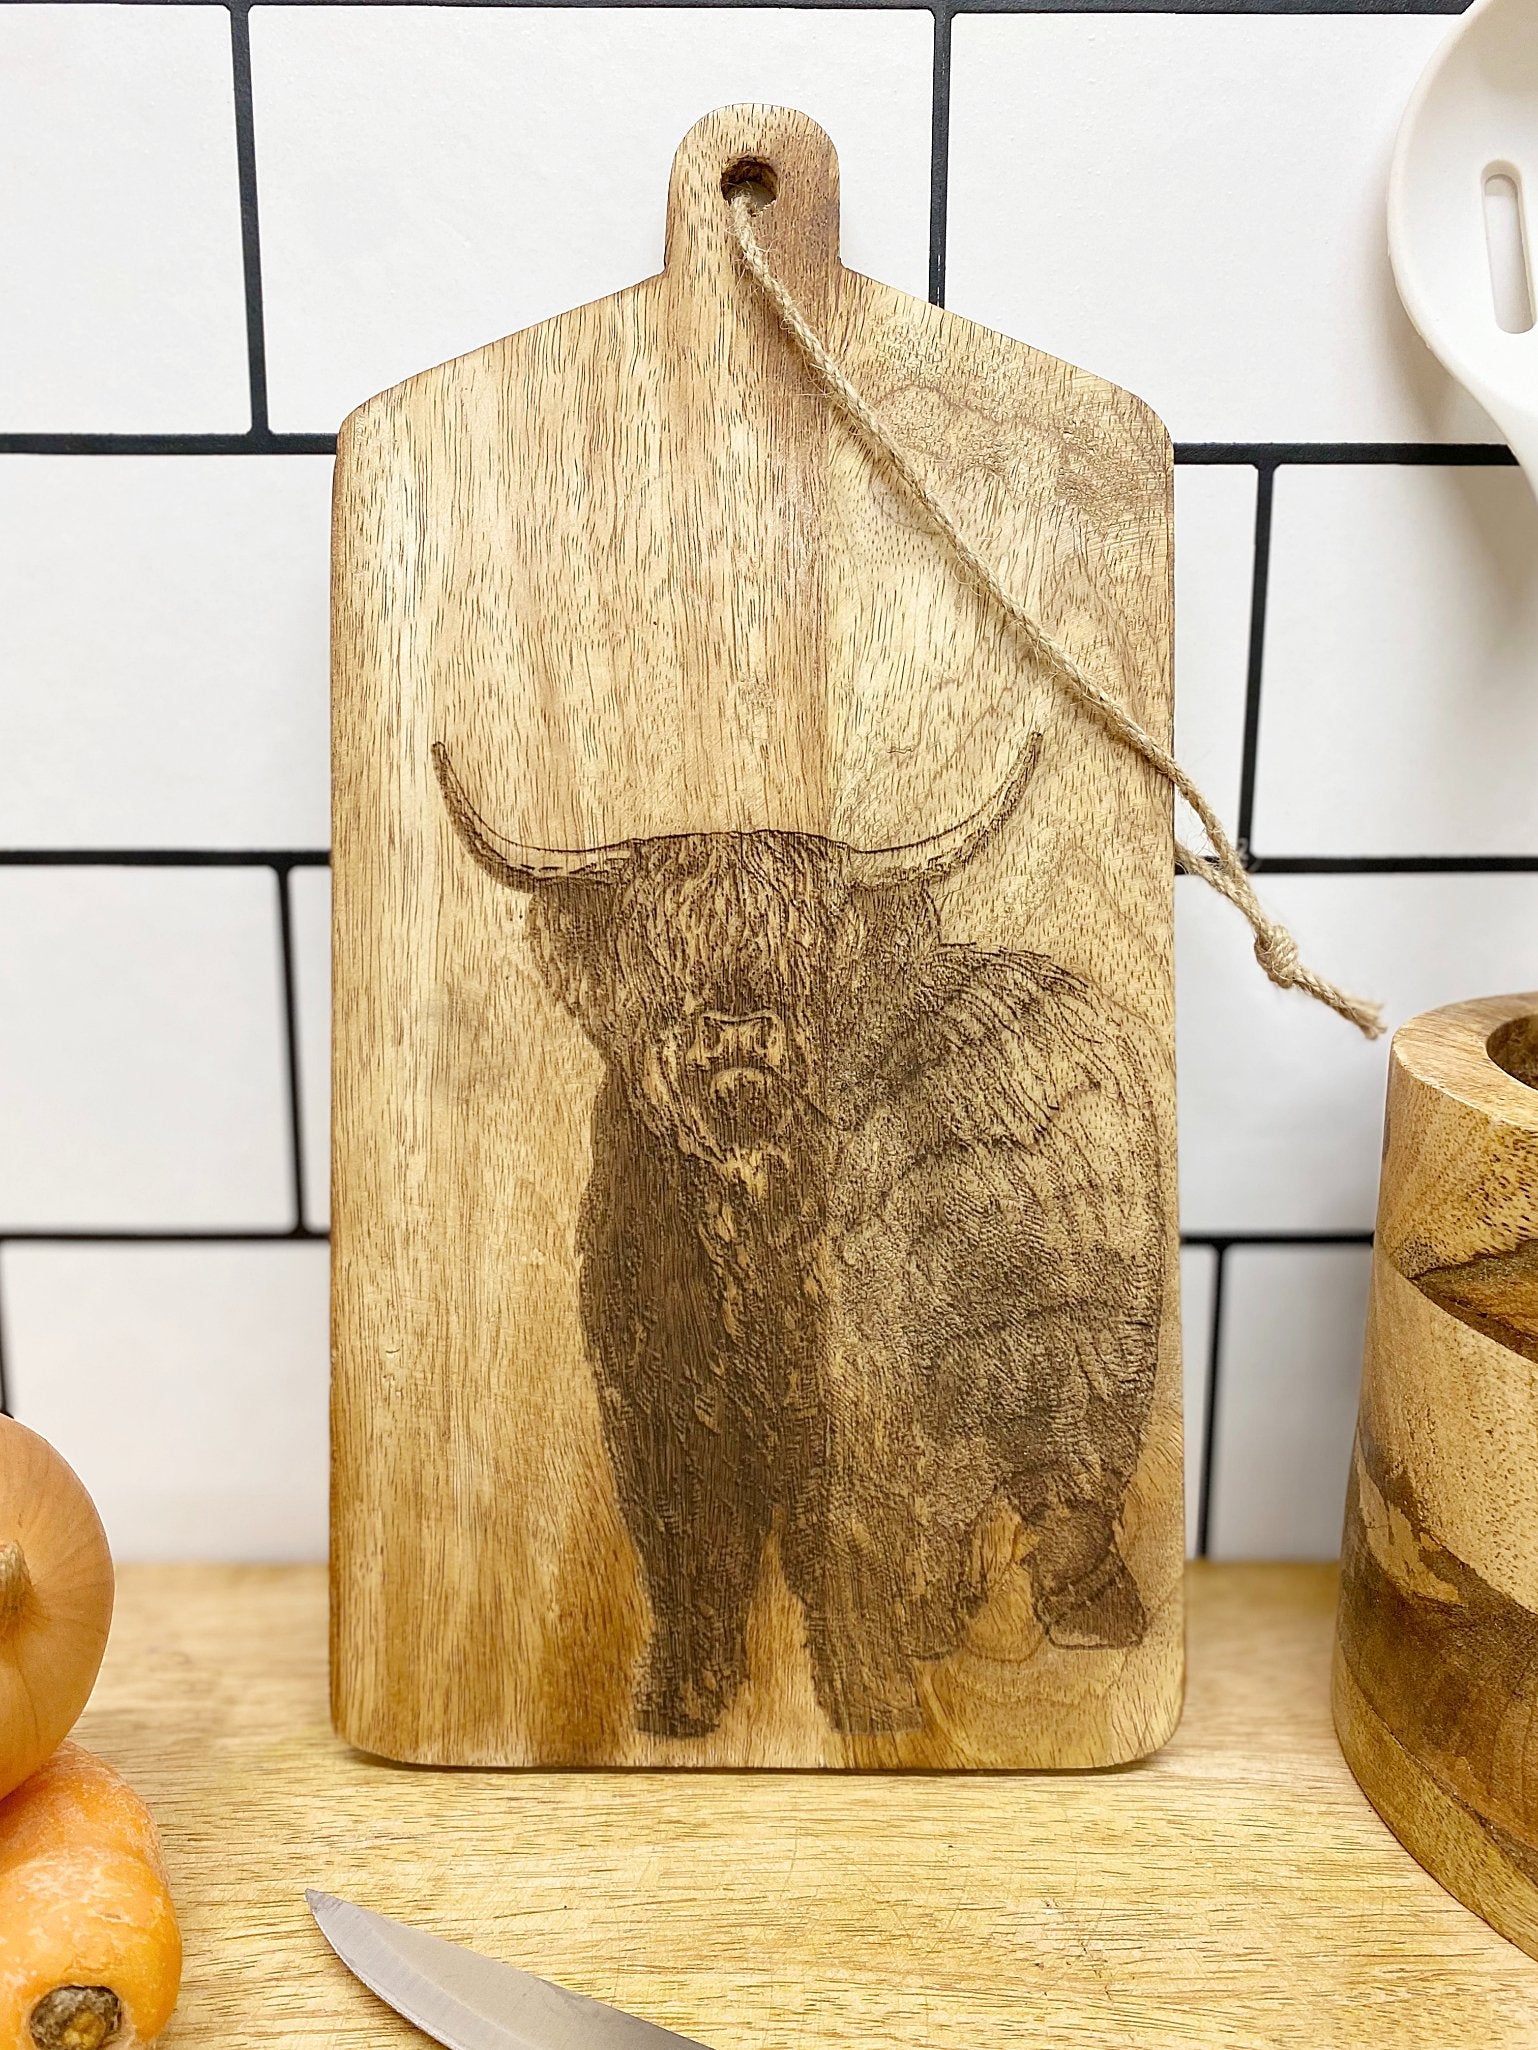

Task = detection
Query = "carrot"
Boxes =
[0,1742,180,2049]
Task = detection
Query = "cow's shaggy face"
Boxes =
[523,831,937,1188]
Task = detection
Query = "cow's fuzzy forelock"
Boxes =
[614,834,849,1016]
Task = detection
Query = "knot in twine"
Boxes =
[1254,922,1300,987]
[729,188,1383,1040]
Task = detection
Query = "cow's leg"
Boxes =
[1025,1498,1147,1649]
[578,1096,773,1739]
[789,1563,926,1736]
[779,1449,927,1736]
[627,1449,770,1739]
[587,1330,771,1739]
[1013,1402,1156,1656]
[998,1298,1156,1652]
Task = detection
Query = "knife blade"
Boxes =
[306,1891,718,2050]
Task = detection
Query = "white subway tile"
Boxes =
[250,6,934,432]
[2,1242,328,1562]
[1179,1244,1217,1558]
[1177,869,1538,1236]
[1256,465,1538,856]
[289,866,331,1233]
[947,15,1494,444]
[1175,466,1256,842]
[1206,1244,1371,1560]
[0,5,248,430]
[0,458,331,849]
[0,870,292,1229]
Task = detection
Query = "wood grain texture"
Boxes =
[1335,991,1538,1960]
[72,1563,1538,2050]
[330,105,1180,1769]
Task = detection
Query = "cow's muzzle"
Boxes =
[684,1011,787,1075]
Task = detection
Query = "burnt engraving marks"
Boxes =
[435,739,1164,1738]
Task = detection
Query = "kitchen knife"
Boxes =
[306,1891,717,2050]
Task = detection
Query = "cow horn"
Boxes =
[846,730,1044,886]
[432,743,637,886]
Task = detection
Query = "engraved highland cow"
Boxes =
[434,737,1163,1738]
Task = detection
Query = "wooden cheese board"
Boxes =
[329,104,1181,1769]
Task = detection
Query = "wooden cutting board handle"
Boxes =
[665,105,840,304]
[1335,991,1538,1953]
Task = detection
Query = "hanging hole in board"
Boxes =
[722,158,778,213]
[1482,164,1535,335]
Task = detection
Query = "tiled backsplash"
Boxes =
[2,0,1528,1567]
[947,12,1490,444]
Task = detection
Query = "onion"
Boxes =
[0,1419,114,1802]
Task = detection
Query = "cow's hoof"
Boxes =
[633,1664,736,1739]
[832,1700,926,1737]
[814,1665,926,1736]
[1042,1556,1148,1650]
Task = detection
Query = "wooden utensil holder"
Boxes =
[1334,991,1538,1956]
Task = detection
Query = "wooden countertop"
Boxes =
[76,1563,1538,2049]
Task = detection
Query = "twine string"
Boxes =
[729,187,1383,1040]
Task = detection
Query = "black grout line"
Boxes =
[0,434,336,456]
[273,865,311,1233]
[0,849,330,866]
[1176,442,1513,465]
[1252,852,1538,874]
[1234,464,1273,855]
[228,4,271,438]
[928,1,952,307]
[12,848,1538,873]
[0,1230,330,1245]
[1194,1245,1226,1557]
[1189,1227,1375,1552]
[2,435,1509,464]
[1181,1230,1374,1247]
[5,848,1536,873]
[1183,848,1538,877]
